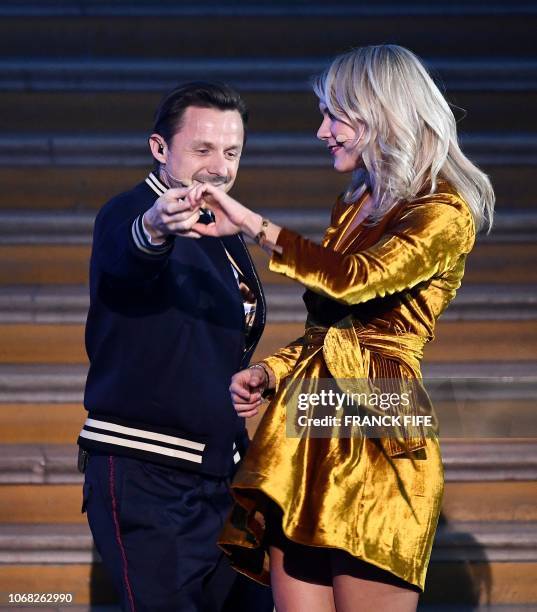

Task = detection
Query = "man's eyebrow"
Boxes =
[190,141,242,150]
[191,140,215,149]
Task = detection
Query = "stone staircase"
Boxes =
[0,1,536,609]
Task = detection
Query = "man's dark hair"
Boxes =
[152,81,248,143]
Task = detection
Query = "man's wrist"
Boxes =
[142,212,167,245]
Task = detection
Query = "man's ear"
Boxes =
[149,134,167,164]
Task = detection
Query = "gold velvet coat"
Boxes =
[218,181,477,591]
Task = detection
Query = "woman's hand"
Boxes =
[229,367,268,418]
[186,183,262,238]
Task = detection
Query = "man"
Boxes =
[77,82,273,612]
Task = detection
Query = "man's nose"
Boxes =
[207,153,229,177]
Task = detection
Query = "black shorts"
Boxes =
[265,498,421,593]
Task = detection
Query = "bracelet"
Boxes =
[248,363,270,389]
[253,218,269,248]
[254,218,283,255]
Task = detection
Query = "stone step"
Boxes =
[421,560,537,606]
[0,571,535,610]
[0,523,94,563]
[0,319,535,364]
[441,440,537,482]
[0,242,535,286]
[3,1,537,18]
[0,521,535,608]
[2,393,537,443]
[2,133,536,167]
[2,58,536,94]
[0,403,86,444]
[0,362,535,404]
[0,480,529,526]
[1,210,535,245]
[2,560,536,607]
[3,89,536,135]
[0,521,535,563]
[0,166,532,211]
[0,283,535,324]
[1,441,536,486]
[0,11,534,58]
[0,563,116,608]
[1,366,536,447]
[0,365,87,403]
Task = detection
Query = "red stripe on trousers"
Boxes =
[109,455,136,612]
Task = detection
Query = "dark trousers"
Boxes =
[82,451,273,612]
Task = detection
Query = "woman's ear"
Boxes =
[149,134,167,164]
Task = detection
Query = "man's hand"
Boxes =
[143,187,203,241]
[185,183,262,238]
[229,367,267,418]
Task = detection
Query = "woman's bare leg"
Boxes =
[269,543,336,612]
[330,550,419,612]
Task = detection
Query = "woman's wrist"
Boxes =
[247,363,269,391]
[240,211,282,253]
[240,211,263,239]
[248,362,276,391]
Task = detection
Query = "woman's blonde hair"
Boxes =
[313,44,495,232]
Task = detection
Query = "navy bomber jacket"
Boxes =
[77,172,266,477]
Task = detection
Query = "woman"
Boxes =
[187,44,494,611]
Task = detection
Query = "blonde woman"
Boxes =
[187,45,494,611]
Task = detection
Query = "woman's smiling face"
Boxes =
[316,102,365,173]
